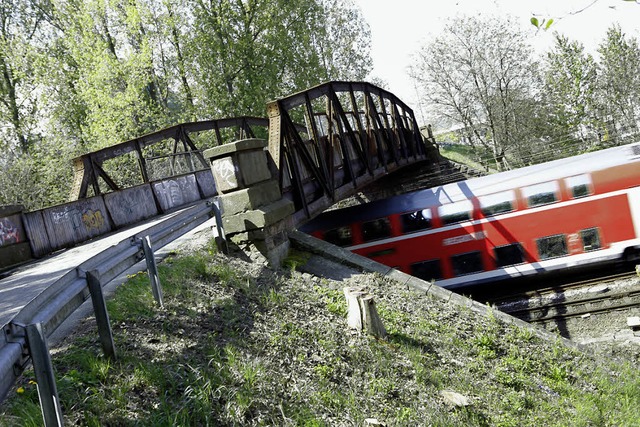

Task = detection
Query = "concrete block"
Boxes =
[0,205,23,216]
[203,138,267,159]
[251,233,290,268]
[218,181,282,216]
[210,156,240,193]
[0,210,26,248]
[238,150,272,185]
[205,139,272,192]
[229,227,290,268]
[222,199,294,234]
[250,240,290,268]
[229,215,294,242]
[0,242,32,269]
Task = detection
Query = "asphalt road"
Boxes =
[0,210,216,342]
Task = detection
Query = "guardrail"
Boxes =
[0,199,219,423]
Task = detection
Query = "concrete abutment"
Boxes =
[204,139,294,267]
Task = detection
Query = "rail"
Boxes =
[70,117,269,200]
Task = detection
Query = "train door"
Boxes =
[477,190,518,270]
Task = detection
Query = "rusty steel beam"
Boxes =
[267,81,428,225]
[69,117,269,200]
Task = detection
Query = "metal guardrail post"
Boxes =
[86,270,116,360]
[212,198,228,254]
[141,236,164,307]
[24,322,64,427]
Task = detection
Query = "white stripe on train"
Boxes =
[346,187,635,252]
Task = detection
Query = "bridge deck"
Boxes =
[2,213,168,331]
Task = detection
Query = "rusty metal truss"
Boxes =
[70,117,269,200]
[267,81,429,225]
[70,82,432,227]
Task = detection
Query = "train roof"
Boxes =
[300,142,640,230]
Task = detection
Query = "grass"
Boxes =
[439,143,500,173]
[1,240,639,426]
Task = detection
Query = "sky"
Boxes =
[353,0,640,125]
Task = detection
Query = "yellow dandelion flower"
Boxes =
[16,387,24,394]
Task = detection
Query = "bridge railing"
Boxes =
[266,81,428,225]
[3,82,435,268]
[1,117,266,263]
[0,200,215,408]
[70,117,269,200]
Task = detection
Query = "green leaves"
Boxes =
[530,17,554,31]
[0,0,373,209]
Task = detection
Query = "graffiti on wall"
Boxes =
[0,218,20,246]
[154,175,200,211]
[211,158,238,192]
[82,209,106,230]
[105,186,157,226]
[50,203,107,232]
[156,180,184,209]
[52,206,82,230]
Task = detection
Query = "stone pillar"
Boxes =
[203,139,294,267]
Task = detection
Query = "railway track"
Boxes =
[490,271,640,323]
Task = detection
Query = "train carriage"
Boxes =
[300,142,640,290]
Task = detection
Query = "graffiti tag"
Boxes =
[51,204,107,232]
[212,158,238,190]
[82,209,105,230]
[0,218,20,245]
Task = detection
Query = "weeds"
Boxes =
[2,242,640,426]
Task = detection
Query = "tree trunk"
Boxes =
[343,287,386,338]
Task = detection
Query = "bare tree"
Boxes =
[409,15,542,170]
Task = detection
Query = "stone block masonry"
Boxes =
[204,139,294,267]
[206,139,273,193]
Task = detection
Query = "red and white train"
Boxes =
[300,142,640,290]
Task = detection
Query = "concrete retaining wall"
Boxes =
[12,170,219,263]
[0,206,31,269]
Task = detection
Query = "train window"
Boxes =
[438,200,473,225]
[494,243,524,267]
[361,218,392,242]
[324,226,353,247]
[522,181,559,208]
[411,259,442,281]
[368,248,396,258]
[401,209,432,233]
[565,174,593,198]
[479,190,516,216]
[450,251,484,276]
[536,234,568,260]
[580,228,601,251]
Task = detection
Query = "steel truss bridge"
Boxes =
[0,81,438,415]
[70,81,436,228]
